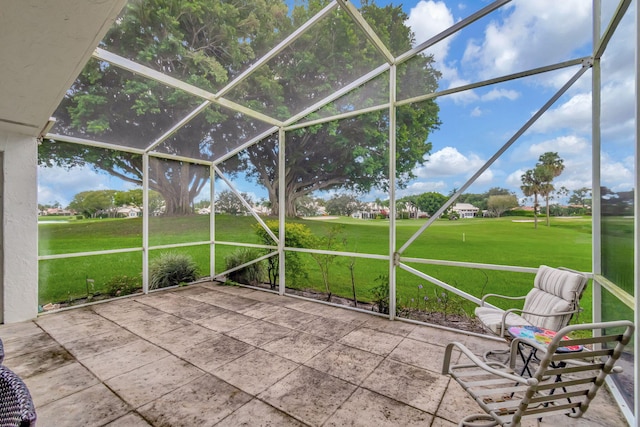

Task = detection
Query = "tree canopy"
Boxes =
[521,152,564,228]
[69,190,117,218]
[325,194,364,216]
[40,0,440,217]
[487,194,518,217]
[216,190,253,215]
[415,192,448,216]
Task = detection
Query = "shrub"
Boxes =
[104,275,141,297]
[370,273,390,314]
[254,220,312,288]
[149,252,199,290]
[225,248,265,285]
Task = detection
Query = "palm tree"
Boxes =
[537,152,565,226]
[521,167,545,229]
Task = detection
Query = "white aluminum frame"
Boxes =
[38,1,637,421]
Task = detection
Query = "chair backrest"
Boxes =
[506,320,634,425]
[521,265,588,331]
[0,365,37,427]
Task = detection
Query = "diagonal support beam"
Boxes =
[213,165,279,244]
[93,48,282,127]
[146,101,211,152]
[594,0,631,59]
[216,1,339,98]
[396,0,512,65]
[337,0,395,64]
[398,61,591,255]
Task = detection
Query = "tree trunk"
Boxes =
[149,161,208,216]
[545,195,550,226]
[265,183,301,217]
[533,194,539,229]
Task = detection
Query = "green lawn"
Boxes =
[38,214,595,324]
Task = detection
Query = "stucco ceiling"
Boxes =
[0,0,127,137]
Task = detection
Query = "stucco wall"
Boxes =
[0,131,38,323]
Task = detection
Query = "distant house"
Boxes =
[43,207,74,216]
[452,203,479,218]
[116,206,141,218]
[351,201,388,219]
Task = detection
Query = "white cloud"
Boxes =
[527,135,589,159]
[532,76,634,138]
[417,146,485,178]
[530,92,591,134]
[400,180,449,196]
[412,146,495,191]
[444,76,479,104]
[600,152,634,191]
[481,88,520,102]
[407,1,455,64]
[462,0,591,79]
[470,106,483,117]
[506,168,526,189]
[37,165,121,207]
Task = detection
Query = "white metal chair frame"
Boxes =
[442,320,634,427]
[476,266,589,338]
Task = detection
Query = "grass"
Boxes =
[38,214,597,325]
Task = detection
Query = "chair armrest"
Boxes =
[502,306,580,323]
[443,341,538,386]
[498,307,581,338]
[480,293,526,307]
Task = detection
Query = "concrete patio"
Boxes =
[0,282,627,426]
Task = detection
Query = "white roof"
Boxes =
[453,203,479,211]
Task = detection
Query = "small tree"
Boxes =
[537,152,565,226]
[325,194,363,216]
[487,194,518,217]
[416,192,448,216]
[309,225,346,301]
[68,189,117,218]
[254,220,312,289]
[521,167,546,229]
[569,187,592,212]
[216,190,252,215]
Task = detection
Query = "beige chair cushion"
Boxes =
[476,266,588,335]
[533,265,586,300]
[521,288,572,331]
[474,306,532,335]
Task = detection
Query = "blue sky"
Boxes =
[38,0,635,207]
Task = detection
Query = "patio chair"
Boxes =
[0,365,37,427]
[475,265,588,338]
[442,320,634,427]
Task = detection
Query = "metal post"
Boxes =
[142,153,149,293]
[592,0,602,326]
[278,127,286,295]
[210,165,215,280]
[634,0,640,421]
[388,64,397,320]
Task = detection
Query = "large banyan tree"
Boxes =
[41,0,441,216]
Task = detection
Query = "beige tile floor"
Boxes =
[0,282,628,426]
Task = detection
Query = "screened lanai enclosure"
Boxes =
[32,0,638,423]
